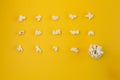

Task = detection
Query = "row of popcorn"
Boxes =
[18,12,94,22]
[17,44,104,59]
[18,29,94,36]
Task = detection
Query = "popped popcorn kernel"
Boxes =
[18,15,26,22]
[52,16,59,20]
[35,46,41,53]
[85,12,94,20]
[53,46,59,52]
[70,30,80,35]
[17,45,23,52]
[35,30,42,36]
[69,14,77,20]
[70,47,79,53]
[18,30,25,35]
[35,15,42,21]
[88,44,104,59]
[52,29,61,35]
[88,31,94,36]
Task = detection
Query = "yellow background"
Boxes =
[0,0,120,80]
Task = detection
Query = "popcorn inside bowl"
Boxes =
[88,44,104,58]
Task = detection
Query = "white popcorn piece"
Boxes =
[18,15,26,22]
[53,46,59,52]
[85,12,94,20]
[88,31,94,36]
[88,44,104,59]
[35,30,42,36]
[70,47,79,53]
[18,30,25,35]
[69,14,77,20]
[35,15,42,21]
[17,45,23,52]
[35,46,41,53]
[52,29,61,35]
[70,30,80,35]
[52,16,59,20]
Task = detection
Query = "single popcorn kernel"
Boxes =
[35,15,42,21]
[53,46,59,52]
[17,45,23,52]
[35,46,41,53]
[88,31,94,36]
[70,30,80,35]
[70,47,79,53]
[88,44,104,59]
[69,14,77,20]
[18,15,26,22]
[35,30,42,36]
[85,12,94,20]
[52,29,61,35]
[52,16,59,20]
[18,30,25,35]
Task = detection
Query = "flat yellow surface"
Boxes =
[0,0,120,80]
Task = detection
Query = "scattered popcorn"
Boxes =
[88,31,94,36]
[35,30,42,36]
[85,12,94,20]
[35,15,42,21]
[52,29,61,35]
[35,46,41,53]
[69,14,77,20]
[52,16,59,20]
[88,44,104,59]
[17,45,23,52]
[70,30,80,35]
[70,47,79,53]
[18,30,25,35]
[18,15,26,22]
[53,46,58,52]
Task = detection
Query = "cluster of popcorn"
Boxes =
[17,12,104,59]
